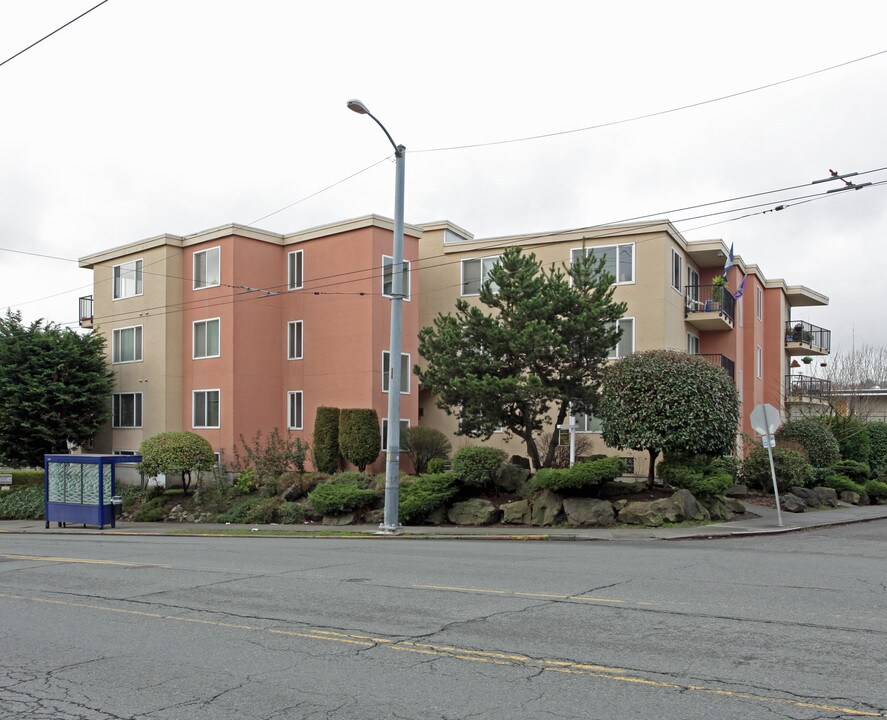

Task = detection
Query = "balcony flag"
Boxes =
[721,242,734,278]
[733,273,748,300]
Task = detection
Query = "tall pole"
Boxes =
[347,99,405,534]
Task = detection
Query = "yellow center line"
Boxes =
[0,553,171,569]
[415,584,626,605]
[0,591,881,717]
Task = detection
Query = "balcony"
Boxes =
[785,374,832,402]
[78,295,93,328]
[684,284,734,331]
[785,320,830,356]
[698,353,735,380]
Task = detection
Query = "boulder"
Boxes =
[780,494,806,513]
[813,486,839,507]
[501,499,531,525]
[530,489,564,526]
[322,512,356,526]
[790,486,822,508]
[840,491,861,505]
[858,491,871,506]
[669,489,711,522]
[509,455,531,470]
[425,505,448,525]
[723,496,747,514]
[282,484,303,502]
[563,498,615,527]
[697,495,732,521]
[496,464,531,494]
[618,490,710,527]
[447,498,499,526]
[364,508,384,525]
[612,499,629,512]
[726,483,748,497]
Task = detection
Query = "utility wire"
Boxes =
[0,0,112,69]
[414,49,887,153]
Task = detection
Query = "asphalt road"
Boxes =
[1,523,886,720]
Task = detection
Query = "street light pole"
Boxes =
[347,99,405,534]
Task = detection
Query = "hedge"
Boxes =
[529,456,626,494]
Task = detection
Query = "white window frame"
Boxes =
[288,250,304,291]
[193,246,221,290]
[608,317,635,359]
[382,255,411,300]
[381,418,410,451]
[461,255,501,296]
[571,244,635,285]
[112,392,142,428]
[192,318,221,359]
[193,389,221,429]
[686,266,700,308]
[573,412,603,433]
[112,450,136,456]
[288,320,303,360]
[671,249,682,293]
[382,351,411,394]
[112,325,143,364]
[287,391,303,430]
[112,258,143,300]
[755,285,763,321]
[687,333,700,355]
[755,345,763,379]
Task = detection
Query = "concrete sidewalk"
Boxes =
[2,501,887,541]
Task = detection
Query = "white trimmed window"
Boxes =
[112,450,136,456]
[608,318,635,359]
[382,256,411,299]
[461,256,501,295]
[755,346,763,379]
[112,393,142,428]
[571,244,634,284]
[288,320,303,360]
[381,418,410,451]
[382,351,410,394]
[686,266,700,308]
[193,390,220,428]
[193,319,220,359]
[755,285,763,321]
[287,391,303,430]
[671,249,682,292]
[193,247,220,290]
[573,412,603,433]
[288,250,304,291]
[687,333,700,355]
[112,259,143,299]
[112,325,143,364]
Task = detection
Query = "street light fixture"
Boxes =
[347,98,406,534]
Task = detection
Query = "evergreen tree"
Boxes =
[417,246,626,469]
[0,311,114,466]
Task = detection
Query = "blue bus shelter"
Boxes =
[44,454,141,529]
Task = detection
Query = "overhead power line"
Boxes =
[0,0,112,70]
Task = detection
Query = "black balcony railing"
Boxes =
[684,284,735,323]
[785,320,831,353]
[785,374,832,399]
[698,353,735,380]
[78,295,93,327]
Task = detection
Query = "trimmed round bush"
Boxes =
[862,478,887,501]
[338,409,381,472]
[312,406,341,474]
[823,474,865,494]
[826,416,871,464]
[776,419,840,468]
[451,446,507,489]
[741,446,814,492]
[830,460,871,482]
[398,473,458,524]
[529,456,626,494]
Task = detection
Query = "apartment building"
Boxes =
[79,216,829,474]
[78,216,421,471]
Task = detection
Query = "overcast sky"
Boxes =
[1,0,885,358]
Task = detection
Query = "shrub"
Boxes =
[307,480,376,515]
[830,460,871,482]
[312,407,341,474]
[216,496,267,524]
[279,502,306,524]
[823,474,865,495]
[232,428,308,481]
[672,471,732,496]
[825,416,871,463]
[279,471,325,500]
[708,456,741,482]
[244,498,281,524]
[399,473,458,524]
[401,427,451,475]
[338,409,381,472]
[776,419,840,468]
[233,468,257,495]
[0,484,44,519]
[138,431,215,494]
[0,470,44,486]
[194,465,232,515]
[867,421,887,472]
[427,458,446,474]
[658,453,734,494]
[329,471,375,489]
[863,478,887,500]
[451,446,508,490]
[741,446,814,492]
[132,495,167,522]
[529,456,626,494]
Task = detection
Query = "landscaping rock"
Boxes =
[723,496,747,514]
[612,499,629,512]
[840,491,861,505]
[425,506,447,525]
[670,489,711,522]
[726,483,748,497]
[814,487,839,507]
[530,489,564,526]
[780,494,806,513]
[509,455,531,470]
[501,499,531,524]
[364,508,384,525]
[496,464,531,494]
[283,484,303,502]
[563,498,615,527]
[697,495,732,521]
[790,486,822,508]
[858,491,870,506]
[617,489,710,527]
[322,512,356,526]
[448,498,499,526]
